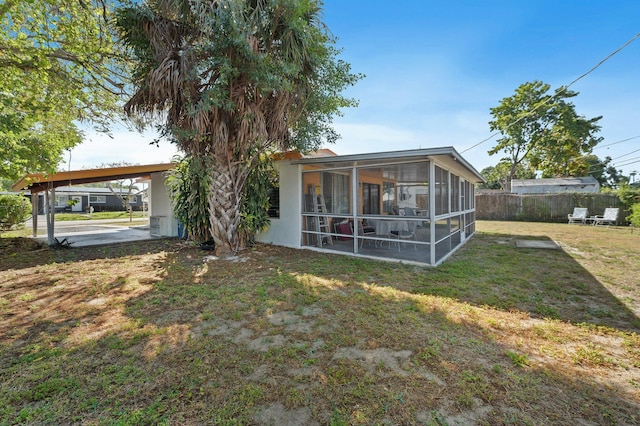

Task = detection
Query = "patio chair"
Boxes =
[334,220,352,240]
[391,222,418,251]
[592,208,619,226]
[356,221,376,247]
[568,207,588,224]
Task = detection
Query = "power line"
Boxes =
[587,158,640,173]
[590,156,640,172]
[597,135,640,148]
[563,32,640,90]
[611,146,640,161]
[462,32,640,154]
[615,158,640,168]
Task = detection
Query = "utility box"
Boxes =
[149,171,178,237]
[150,216,177,237]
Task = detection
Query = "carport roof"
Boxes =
[12,163,175,193]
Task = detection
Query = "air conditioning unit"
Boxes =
[150,216,177,237]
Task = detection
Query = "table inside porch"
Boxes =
[368,219,410,236]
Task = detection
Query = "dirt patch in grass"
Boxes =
[0,237,42,256]
[1,223,639,424]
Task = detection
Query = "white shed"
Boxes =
[511,177,599,194]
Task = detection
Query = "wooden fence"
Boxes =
[475,193,629,224]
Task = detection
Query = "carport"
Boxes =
[12,163,176,246]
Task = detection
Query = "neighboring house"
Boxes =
[27,185,147,214]
[511,177,599,195]
[256,147,485,266]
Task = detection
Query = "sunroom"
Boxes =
[256,147,484,266]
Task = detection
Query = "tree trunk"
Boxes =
[207,158,245,256]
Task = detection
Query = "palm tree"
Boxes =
[116,0,359,254]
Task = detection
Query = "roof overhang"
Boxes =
[12,163,175,193]
[290,147,485,183]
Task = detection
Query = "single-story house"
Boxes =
[256,147,485,266]
[511,177,599,195]
[25,185,147,214]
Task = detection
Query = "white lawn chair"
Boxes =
[568,207,588,224]
[592,208,619,226]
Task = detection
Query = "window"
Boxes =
[435,166,449,215]
[362,183,380,214]
[128,195,137,203]
[359,162,429,216]
[451,175,460,212]
[382,182,396,214]
[322,172,350,214]
[464,182,474,210]
[267,186,280,218]
[55,195,69,207]
[90,195,106,203]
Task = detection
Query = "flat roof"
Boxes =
[12,163,175,193]
[291,147,485,183]
[512,176,598,186]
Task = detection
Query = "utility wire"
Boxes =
[563,32,640,89]
[615,157,640,167]
[596,135,640,148]
[588,156,640,172]
[461,32,640,154]
[611,146,640,161]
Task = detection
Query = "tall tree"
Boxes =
[116,0,361,254]
[479,160,535,191]
[577,154,626,188]
[488,81,602,189]
[534,105,602,177]
[0,0,127,181]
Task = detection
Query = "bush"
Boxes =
[166,155,212,243]
[0,194,31,231]
[629,203,640,228]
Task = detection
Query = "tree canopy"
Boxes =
[576,154,626,188]
[117,0,361,253]
[488,81,602,189]
[0,0,126,181]
[479,160,535,191]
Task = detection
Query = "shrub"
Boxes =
[166,155,212,243]
[629,203,640,228]
[167,153,275,246]
[0,194,31,231]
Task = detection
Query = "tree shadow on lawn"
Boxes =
[114,243,639,424]
[2,240,639,424]
[0,239,176,361]
[0,238,178,272]
[411,232,640,334]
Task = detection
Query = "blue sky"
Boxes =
[69,0,640,178]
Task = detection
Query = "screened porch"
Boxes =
[296,148,483,266]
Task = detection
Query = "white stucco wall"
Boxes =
[150,172,178,237]
[255,160,302,248]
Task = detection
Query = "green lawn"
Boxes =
[54,211,148,221]
[0,221,638,424]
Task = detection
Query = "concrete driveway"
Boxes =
[30,216,165,247]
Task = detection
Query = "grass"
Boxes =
[53,211,148,221]
[0,221,639,424]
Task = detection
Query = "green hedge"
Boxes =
[629,203,640,228]
[0,194,31,231]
